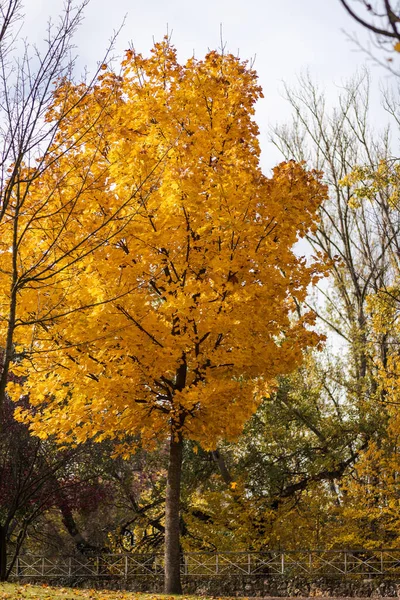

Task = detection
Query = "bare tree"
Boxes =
[272,70,399,403]
[0,0,89,419]
[339,1,400,74]
[339,1,400,41]
[0,0,171,420]
[0,0,173,573]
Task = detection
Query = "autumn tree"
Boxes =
[343,159,400,408]
[316,119,400,551]
[9,42,327,593]
[269,71,400,549]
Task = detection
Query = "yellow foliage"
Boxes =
[341,160,400,209]
[5,40,328,454]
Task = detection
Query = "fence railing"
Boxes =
[10,549,400,579]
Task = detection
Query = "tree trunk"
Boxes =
[211,449,233,484]
[59,497,99,554]
[0,524,7,581]
[164,431,183,594]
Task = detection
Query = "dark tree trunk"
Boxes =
[0,524,7,581]
[53,480,101,554]
[164,431,183,594]
[59,498,99,554]
[211,449,233,484]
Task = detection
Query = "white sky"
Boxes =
[23,0,394,171]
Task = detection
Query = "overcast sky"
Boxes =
[24,0,394,169]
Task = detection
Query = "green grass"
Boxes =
[0,583,237,600]
[0,583,135,599]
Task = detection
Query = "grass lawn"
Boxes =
[0,583,135,599]
[0,583,236,599]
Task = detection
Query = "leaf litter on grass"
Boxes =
[0,584,243,600]
[0,583,146,599]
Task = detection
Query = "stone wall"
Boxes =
[10,576,400,597]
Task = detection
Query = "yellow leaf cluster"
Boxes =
[7,40,328,453]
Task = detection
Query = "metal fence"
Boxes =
[10,549,400,579]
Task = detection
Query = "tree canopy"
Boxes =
[8,42,327,449]
[5,40,327,592]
